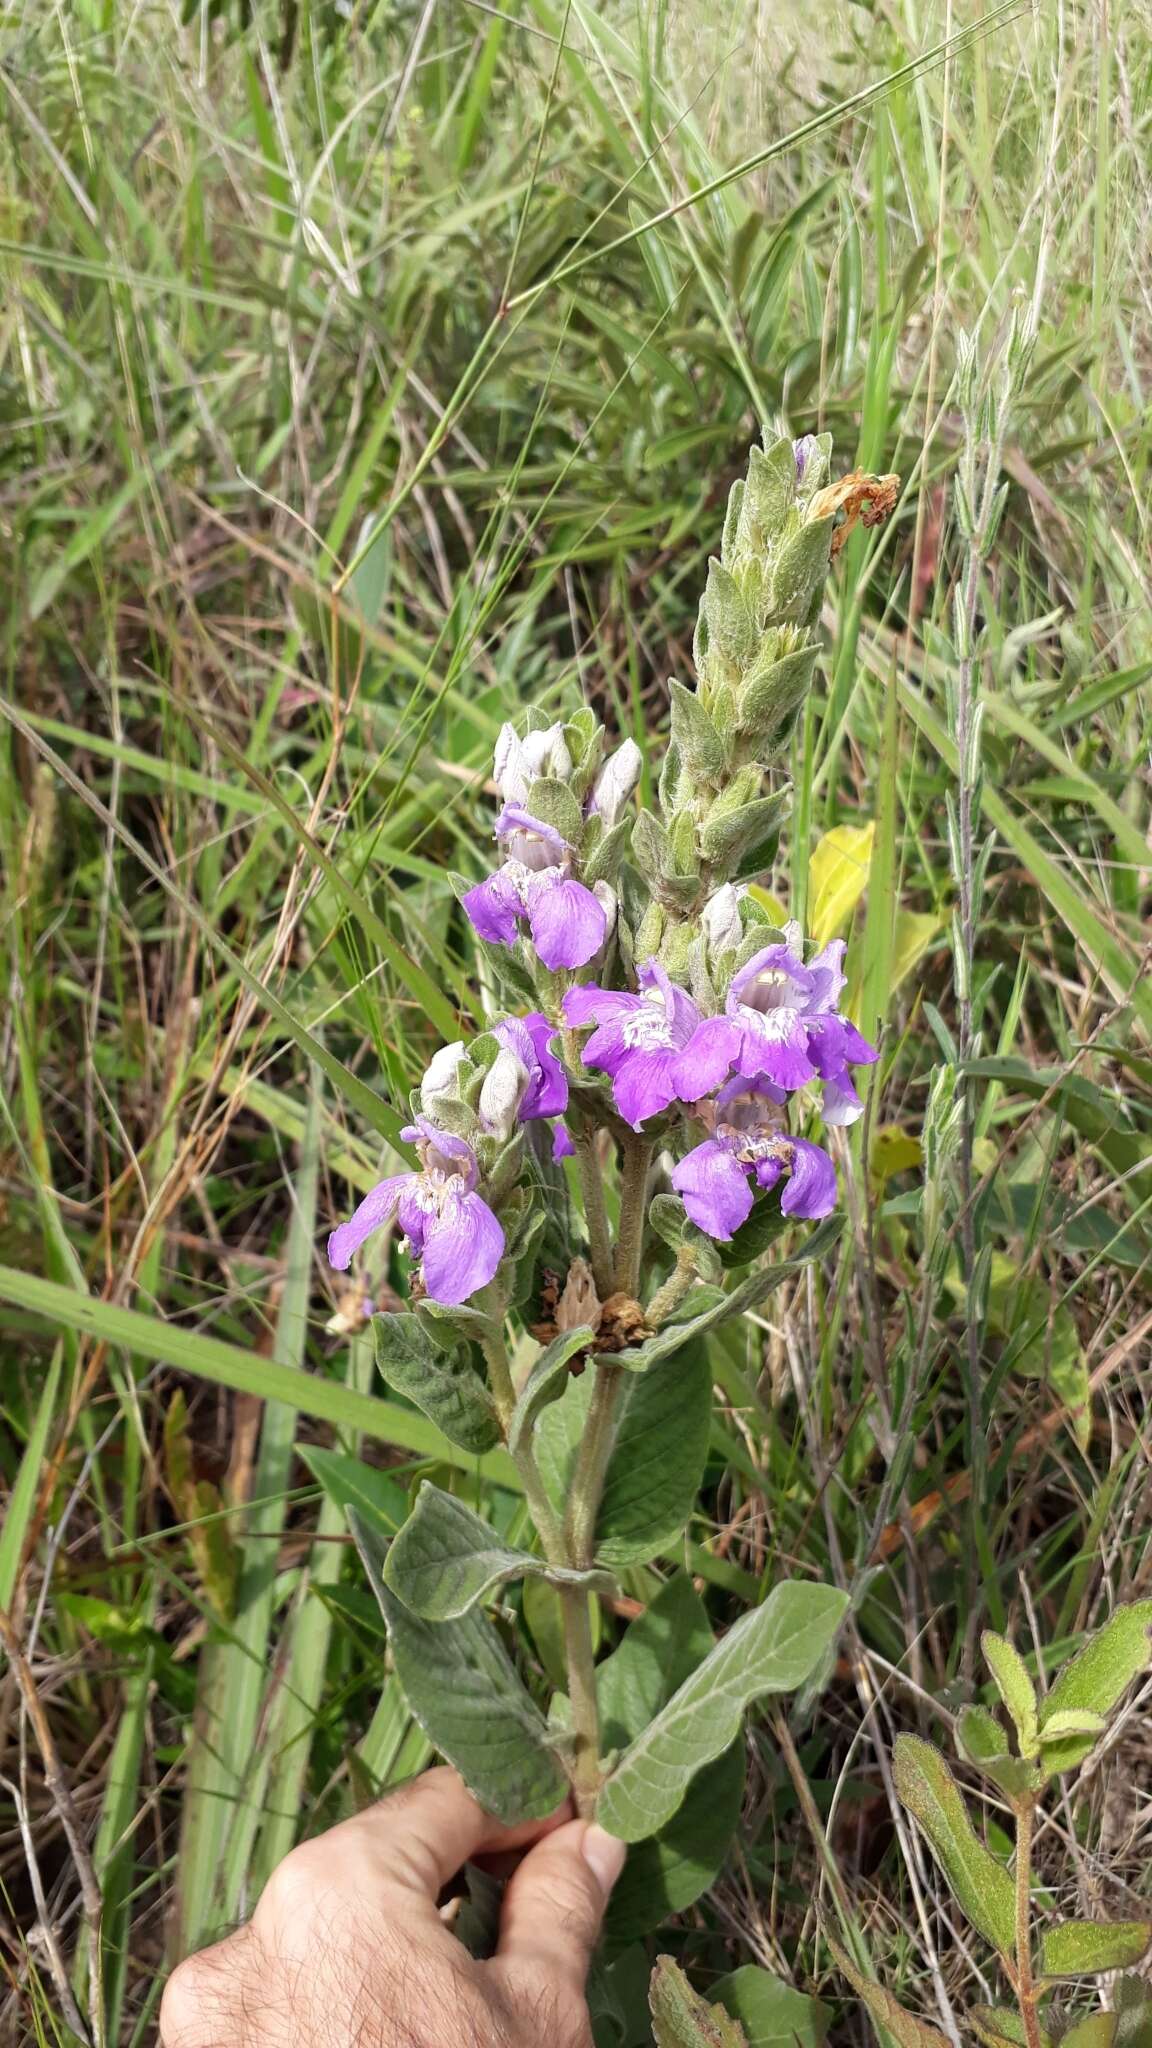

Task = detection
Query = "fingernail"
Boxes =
[581,1823,627,1895]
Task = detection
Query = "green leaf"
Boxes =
[1,1266,517,1484]
[610,1217,844,1365]
[383,1482,609,1620]
[1060,2018,1119,2048]
[969,2006,1053,2048]
[670,680,727,780]
[807,822,875,948]
[374,1314,501,1456]
[892,1734,1016,1953]
[1039,1603,1152,1771]
[827,1939,952,2048]
[298,1446,409,1535]
[598,1581,847,1841]
[601,1579,744,1942]
[598,1575,714,1750]
[767,515,833,619]
[1039,1922,1152,1980]
[738,645,820,747]
[606,1745,745,1943]
[711,1967,830,2048]
[956,1704,1010,1766]
[983,1632,1040,1757]
[348,1510,567,1823]
[537,1340,713,1567]
[649,1956,749,2048]
[1040,1710,1106,1741]
[507,1329,596,1458]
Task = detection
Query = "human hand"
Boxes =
[160,1766,627,2048]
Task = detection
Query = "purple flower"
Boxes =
[462,807,607,971]
[671,939,877,1123]
[671,1083,837,1239]
[492,1012,568,1121]
[552,1121,576,1160]
[793,434,818,481]
[328,1117,504,1307]
[563,960,701,1129]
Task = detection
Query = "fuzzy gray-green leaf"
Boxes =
[374,1313,500,1455]
[598,1581,847,1841]
[892,1734,1016,1953]
[383,1482,609,1621]
[1039,1602,1152,1771]
[348,1509,567,1823]
[1039,1920,1152,1980]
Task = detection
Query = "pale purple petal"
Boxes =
[730,944,814,1011]
[820,1072,864,1127]
[328,1173,412,1270]
[753,1153,785,1191]
[495,805,569,856]
[396,1178,435,1253]
[462,867,523,947]
[520,1012,568,1117]
[806,939,848,1013]
[525,873,607,970]
[552,1120,575,1160]
[739,1020,817,1092]
[780,1138,837,1219]
[611,1047,682,1129]
[804,1013,876,1078]
[716,1074,787,1114]
[562,983,636,1029]
[420,1189,505,1305]
[672,1140,755,1241]
[670,1015,748,1100]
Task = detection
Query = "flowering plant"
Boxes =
[333,433,898,1973]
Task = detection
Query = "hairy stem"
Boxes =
[614,1136,653,1298]
[1013,1800,1043,2048]
[560,1585,602,1817]
[573,1125,615,1300]
[646,1244,698,1328]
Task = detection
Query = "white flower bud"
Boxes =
[592,881,618,942]
[420,1041,466,1111]
[493,722,572,803]
[701,883,745,953]
[589,738,642,827]
[479,1046,529,1139]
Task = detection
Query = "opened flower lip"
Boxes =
[327,1116,504,1307]
[671,937,877,1118]
[563,960,700,1129]
[492,1011,568,1120]
[462,808,607,972]
[671,1088,837,1239]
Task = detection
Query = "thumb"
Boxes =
[493,1819,627,1997]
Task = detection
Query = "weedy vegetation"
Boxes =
[1,1,1150,2045]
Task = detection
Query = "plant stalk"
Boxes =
[1013,1799,1044,2048]
[614,1136,653,1298]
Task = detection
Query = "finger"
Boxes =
[493,1819,627,1996]
[331,1767,571,1909]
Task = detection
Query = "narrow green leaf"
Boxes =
[649,1956,748,2048]
[2,1265,518,1485]
[827,1939,952,2048]
[983,1632,1040,1757]
[0,1344,63,1608]
[349,1509,568,1823]
[892,1734,1016,1954]
[598,1582,847,1841]
[298,1446,409,1534]
[1039,1603,1152,1771]
[383,1482,608,1620]
[1039,1922,1152,1980]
